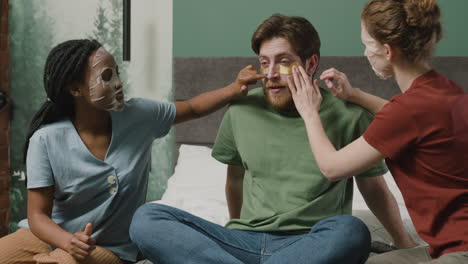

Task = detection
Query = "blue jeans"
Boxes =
[130,203,371,264]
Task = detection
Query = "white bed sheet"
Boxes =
[153,144,421,244]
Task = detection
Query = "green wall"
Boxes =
[174,0,468,57]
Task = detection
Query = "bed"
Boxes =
[145,56,468,262]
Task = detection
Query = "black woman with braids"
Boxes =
[0,39,265,264]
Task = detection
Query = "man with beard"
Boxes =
[129,14,417,264]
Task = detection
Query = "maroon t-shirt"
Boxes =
[363,70,468,258]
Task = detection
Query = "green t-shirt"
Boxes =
[212,87,388,233]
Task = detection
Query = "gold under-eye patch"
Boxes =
[279,62,300,75]
[259,62,300,76]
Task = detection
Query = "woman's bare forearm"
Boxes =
[349,88,389,114]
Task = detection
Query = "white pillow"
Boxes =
[154,144,229,226]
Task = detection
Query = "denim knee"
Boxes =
[129,203,174,242]
[313,215,370,250]
[130,203,150,242]
[331,215,371,251]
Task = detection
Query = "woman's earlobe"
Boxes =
[68,84,82,97]
[384,44,393,61]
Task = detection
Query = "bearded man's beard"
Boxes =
[263,84,296,111]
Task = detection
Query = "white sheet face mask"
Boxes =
[361,23,393,80]
[366,47,392,80]
[88,47,125,111]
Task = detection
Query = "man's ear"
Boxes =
[305,54,319,76]
[68,83,82,97]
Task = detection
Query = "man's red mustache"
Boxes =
[264,81,289,88]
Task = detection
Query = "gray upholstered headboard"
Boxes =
[173,56,468,161]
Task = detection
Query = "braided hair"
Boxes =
[23,39,102,162]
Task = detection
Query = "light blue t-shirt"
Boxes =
[19,98,176,261]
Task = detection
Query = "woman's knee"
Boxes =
[85,246,123,264]
[0,233,24,261]
[0,229,50,262]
